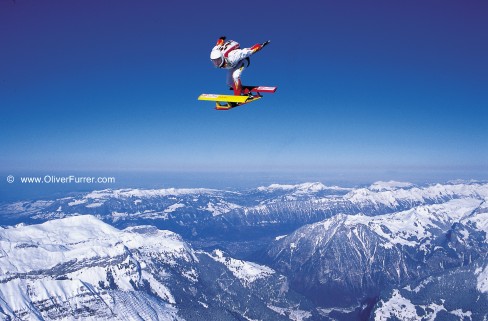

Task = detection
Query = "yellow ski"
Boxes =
[198,86,276,110]
[198,94,249,103]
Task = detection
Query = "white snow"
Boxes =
[374,289,419,321]
[257,182,349,194]
[344,198,483,248]
[86,202,104,208]
[294,182,328,194]
[375,289,474,321]
[111,211,129,221]
[369,181,414,191]
[163,203,185,213]
[67,199,87,206]
[209,249,275,286]
[464,211,488,234]
[0,215,199,320]
[476,263,488,293]
[198,301,209,308]
[288,309,313,321]
[110,291,183,321]
[451,309,473,321]
[84,187,219,200]
[258,183,297,191]
[204,201,241,216]
[403,276,434,293]
[141,270,176,304]
[346,182,488,208]
[0,215,197,274]
[268,305,312,321]
[2,182,488,320]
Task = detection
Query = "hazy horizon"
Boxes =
[1,168,487,202]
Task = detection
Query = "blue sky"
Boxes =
[1,0,487,183]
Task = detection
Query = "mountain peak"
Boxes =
[0,214,119,246]
[84,187,220,200]
[257,182,329,193]
[369,181,414,191]
[0,214,194,275]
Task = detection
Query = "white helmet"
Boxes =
[210,48,224,68]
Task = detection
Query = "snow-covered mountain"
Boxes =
[371,255,488,321]
[264,196,488,319]
[0,215,315,321]
[1,181,488,320]
[2,182,487,242]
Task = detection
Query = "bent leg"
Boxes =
[226,69,235,90]
[230,59,250,95]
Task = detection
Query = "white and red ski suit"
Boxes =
[211,38,263,95]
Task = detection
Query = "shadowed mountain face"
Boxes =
[371,255,488,321]
[1,181,488,320]
[264,199,488,309]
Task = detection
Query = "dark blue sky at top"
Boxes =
[1,0,487,183]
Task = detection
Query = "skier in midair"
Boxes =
[210,36,269,96]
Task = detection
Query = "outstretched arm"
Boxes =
[250,40,271,53]
[230,40,271,61]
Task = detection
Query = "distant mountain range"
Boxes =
[1,181,487,320]
[2,181,486,239]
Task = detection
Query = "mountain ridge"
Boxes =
[2,181,487,241]
[263,197,488,318]
[0,215,316,321]
[1,181,488,320]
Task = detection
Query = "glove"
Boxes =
[251,43,263,53]
[216,36,226,46]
